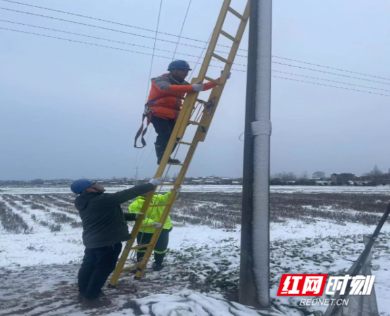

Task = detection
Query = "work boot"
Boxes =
[155,142,181,165]
[157,157,181,165]
[82,297,111,309]
[152,263,164,271]
[153,252,166,271]
[77,292,84,303]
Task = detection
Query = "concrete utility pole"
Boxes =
[134,166,140,186]
[240,0,272,309]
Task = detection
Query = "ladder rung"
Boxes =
[220,30,238,43]
[131,243,151,250]
[140,225,158,229]
[212,53,232,64]
[196,99,207,104]
[228,7,247,21]
[148,204,170,207]
[159,183,175,186]
[177,141,194,146]
[188,120,200,125]
[122,264,139,272]
[168,163,184,166]
[204,76,224,86]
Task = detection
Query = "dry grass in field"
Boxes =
[0,201,31,234]
[0,192,389,233]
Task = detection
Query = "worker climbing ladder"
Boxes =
[109,0,250,285]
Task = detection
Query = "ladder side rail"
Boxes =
[154,91,198,177]
[175,92,202,140]
[196,0,231,82]
[112,106,194,283]
[135,137,202,277]
[176,0,231,138]
[198,1,250,142]
[174,134,202,186]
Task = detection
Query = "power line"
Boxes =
[272,70,390,93]
[273,76,390,97]
[3,0,390,84]
[189,32,213,81]
[137,0,163,166]
[0,7,249,58]
[172,0,192,61]
[2,27,389,98]
[0,19,248,67]
[272,62,390,86]
[0,19,157,50]
[273,55,390,82]
[0,0,245,52]
[0,26,173,58]
[145,0,163,101]
[0,26,247,72]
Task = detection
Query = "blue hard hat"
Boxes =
[168,60,192,71]
[71,179,95,194]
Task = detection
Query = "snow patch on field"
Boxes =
[1,184,390,195]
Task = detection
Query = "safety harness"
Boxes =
[133,100,155,149]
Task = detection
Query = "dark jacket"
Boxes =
[74,183,154,248]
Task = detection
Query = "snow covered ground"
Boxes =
[0,186,389,316]
[1,184,390,195]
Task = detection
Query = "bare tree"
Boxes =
[370,165,383,176]
[271,172,297,181]
[365,165,383,185]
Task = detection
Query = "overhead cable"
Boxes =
[273,76,390,97]
[172,0,192,61]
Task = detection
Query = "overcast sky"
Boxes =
[1,0,389,180]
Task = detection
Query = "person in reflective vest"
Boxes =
[129,189,180,271]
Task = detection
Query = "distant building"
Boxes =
[220,178,233,185]
[204,180,218,185]
[314,180,330,185]
[191,179,203,185]
[331,173,355,185]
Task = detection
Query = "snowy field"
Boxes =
[1,184,390,195]
[0,186,389,316]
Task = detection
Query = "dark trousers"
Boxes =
[136,228,171,264]
[78,243,122,299]
[151,116,178,158]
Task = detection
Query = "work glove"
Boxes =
[149,177,164,186]
[221,71,231,79]
[192,81,204,92]
[151,222,163,228]
[135,213,144,219]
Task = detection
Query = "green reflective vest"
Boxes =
[129,191,173,233]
